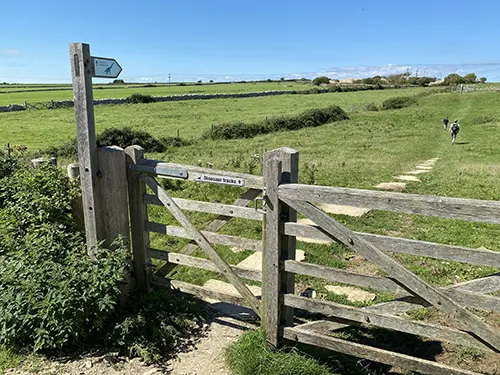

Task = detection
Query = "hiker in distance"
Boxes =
[449,119,460,145]
[443,117,449,130]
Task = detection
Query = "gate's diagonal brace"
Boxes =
[155,188,261,277]
[143,176,262,318]
[281,197,500,352]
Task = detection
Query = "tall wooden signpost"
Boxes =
[69,43,123,252]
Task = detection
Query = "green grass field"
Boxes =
[1,83,500,373]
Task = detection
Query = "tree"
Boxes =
[312,76,330,86]
[443,73,465,86]
[479,77,487,84]
[464,72,477,84]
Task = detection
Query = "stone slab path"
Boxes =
[236,249,305,270]
[374,182,407,191]
[394,175,421,182]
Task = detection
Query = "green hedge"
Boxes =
[381,96,417,110]
[203,105,349,140]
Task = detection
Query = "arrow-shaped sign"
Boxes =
[92,56,122,78]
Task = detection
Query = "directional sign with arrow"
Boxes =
[92,56,122,78]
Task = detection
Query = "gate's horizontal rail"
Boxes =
[284,294,495,352]
[154,276,254,308]
[284,222,500,268]
[283,326,482,375]
[278,184,500,224]
[129,159,264,189]
[144,194,264,221]
[284,260,500,312]
[146,222,263,251]
[149,248,262,281]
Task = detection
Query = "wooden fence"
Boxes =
[87,145,500,375]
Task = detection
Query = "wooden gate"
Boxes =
[263,149,500,375]
[125,145,266,318]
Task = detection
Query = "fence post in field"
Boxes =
[125,145,151,293]
[97,146,130,249]
[263,147,299,346]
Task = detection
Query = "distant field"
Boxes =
[0,87,426,150]
[0,82,310,105]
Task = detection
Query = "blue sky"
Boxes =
[1,0,499,83]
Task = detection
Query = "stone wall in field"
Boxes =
[0,89,331,112]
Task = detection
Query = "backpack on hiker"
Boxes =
[451,123,459,133]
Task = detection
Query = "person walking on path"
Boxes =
[449,119,460,145]
[443,117,449,130]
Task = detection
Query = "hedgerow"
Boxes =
[381,96,417,110]
[203,105,349,140]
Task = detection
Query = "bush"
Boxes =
[225,330,333,375]
[203,105,349,140]
[0,163,128,351]
[126,93,155,104]
[108,288,205,363]
[312,76,330,86]
[96,127,166,152]
[381,96,417,110]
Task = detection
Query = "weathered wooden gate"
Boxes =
[121,146,500,375]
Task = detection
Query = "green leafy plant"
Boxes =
[126,93,155,104]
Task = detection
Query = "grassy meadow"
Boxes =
[1,83,500,372]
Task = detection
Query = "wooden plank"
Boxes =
[143,176,262,317]
[130,159,264,189]
[279,184,500,224]
[155,188,262,277]
[283,327,483,375]
[146,222,262,251]
[154,277,250,307]
[450,273,500,294]
[282,198,500,351]
[144,194,264,221]
[284,260,408,295]
[97,146,129,249]
[148,248,262,281]
[284,260,500,312]
[263,154,282,346]
[125,146,151,292]
[285,222,500,268]
[70,43,103,251]
[284,294,495,352]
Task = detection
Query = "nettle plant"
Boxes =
[0,156,128,351]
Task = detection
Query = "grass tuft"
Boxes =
[225,330,335,375]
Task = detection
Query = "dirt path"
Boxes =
[3,304,256,375]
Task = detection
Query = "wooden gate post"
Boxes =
[125,145,151,293]
[263,147,299,346]
[97,146,130,249]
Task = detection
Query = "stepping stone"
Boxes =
[415,165,433,170]
[325,285,376,303]
[406,170,431,175]
[236,249,306,271]
[394,175,421,182]
[374,182,406,191]
[318,203,370,217]
[203,279,262,297]
[296,219,333,244]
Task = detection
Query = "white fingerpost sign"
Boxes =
[93,57,123,78]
